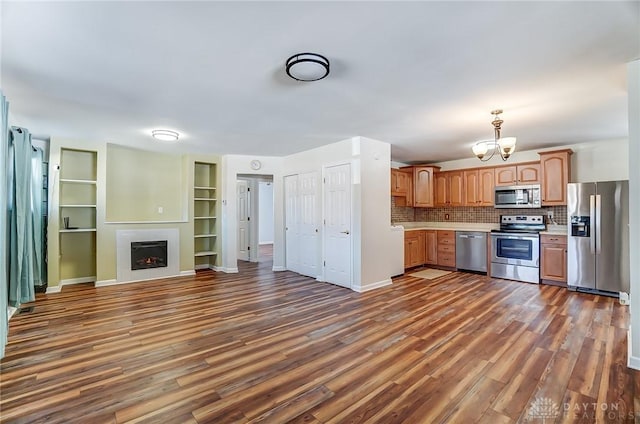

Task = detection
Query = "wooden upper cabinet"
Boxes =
[463,170,480,206]
[464,168,494,206]
[435,171,464,206]
[495,166,517,186]
[391,168,413,207]
[413,166,440,208]
[539,149,572,206]
[495,163,540,186]
[434,172,448,207]
[518,163,540,184]
[449,171,464,206]
[478,167,495,206]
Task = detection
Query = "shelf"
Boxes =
[194,198,217,201]
[194,216,217,220]
[60,228,97,233]
[194,186,216,190]
[60,204,97,208]
[194,251,217,257]
[194,234,217,238]
[60,179,97,185]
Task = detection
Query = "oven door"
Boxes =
[491,233,539,267]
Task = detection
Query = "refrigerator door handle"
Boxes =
[589,194,596,254]
[595,194,602,254]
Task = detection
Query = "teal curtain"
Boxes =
[8,126,36,307]
[0,92,9,358]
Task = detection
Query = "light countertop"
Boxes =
[397,222,498,232]
[540,225,567,235]
[396,222,568,235]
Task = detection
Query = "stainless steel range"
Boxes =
[490,215,546,284]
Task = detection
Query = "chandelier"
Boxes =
[472,109,517,161]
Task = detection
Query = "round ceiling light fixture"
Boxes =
[285,53,330,82]
[151,129,179,142]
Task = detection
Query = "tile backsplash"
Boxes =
[392,197,567,225]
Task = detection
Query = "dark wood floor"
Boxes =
[1,260,639,423]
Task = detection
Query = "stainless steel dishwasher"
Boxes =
[456,231,487,272]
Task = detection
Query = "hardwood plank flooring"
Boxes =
[2,260,639,423]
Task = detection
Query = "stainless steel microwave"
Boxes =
[494,184,541,208]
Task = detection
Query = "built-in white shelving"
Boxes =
[193,162,218,270]
[58,148,98,283]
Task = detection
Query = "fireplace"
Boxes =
[131,240,168,270]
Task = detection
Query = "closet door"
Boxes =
[284,173,320,278]
[298,172,319,279]
[284,175,300,274]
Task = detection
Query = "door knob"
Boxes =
[340,230,350,235]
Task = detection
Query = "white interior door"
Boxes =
[323,163,352,288]
[237,180,249,261]
[284,175,300,273]
[299,171,319,278]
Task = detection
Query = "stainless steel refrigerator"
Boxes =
[567,181,629,295]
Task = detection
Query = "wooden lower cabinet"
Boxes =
[425,230,438,265]
[404,229,455,270]
[540,234,567,285]
[437,230,456,268]
[404,231,426,269]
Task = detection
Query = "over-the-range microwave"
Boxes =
[494,184,541,208]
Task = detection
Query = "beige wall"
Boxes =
[47,138,220,287]
[106,144,186,222]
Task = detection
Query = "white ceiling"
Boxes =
[2,1,639,163]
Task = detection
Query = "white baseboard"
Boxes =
[95,273,184,287]
[353,278,393,293]
[628,327,640,370]
[180,270,196,276]
[195,264,215,271]
[46,276,96,293]
[259,241,273,245]
[272,266,286,272]
[7,306,17,320]
[215,267,238,273]
[60,276,96,286]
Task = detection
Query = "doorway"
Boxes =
[236,174,274,265]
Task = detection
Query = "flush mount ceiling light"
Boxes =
[151,129,179,142]
[285,53,330,82]
[472,109,517,161]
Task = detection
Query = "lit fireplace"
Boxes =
[131,240,168,270]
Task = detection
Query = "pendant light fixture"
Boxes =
[472,109,517,161]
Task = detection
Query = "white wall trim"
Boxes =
[180,270,195,276]
[353,278,392,293]
[46,286,62,294]
[219,267,239,273]
[7,306,18,320]
[95,274,184,287]
[628,328,640,370]
[272,265,286,272]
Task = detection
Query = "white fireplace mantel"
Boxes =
[110,228,180,285]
